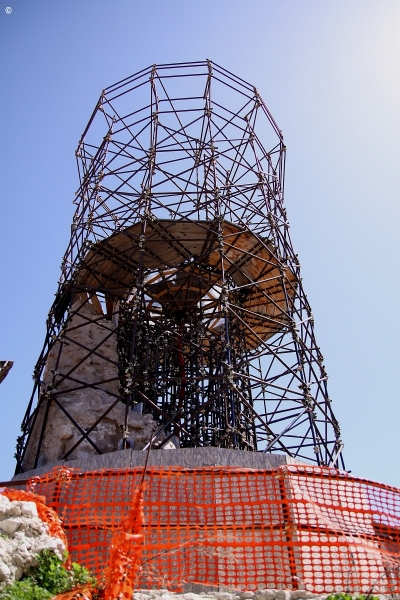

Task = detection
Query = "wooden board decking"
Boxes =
[77,220,297,347]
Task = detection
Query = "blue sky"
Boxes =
[1,0,399,486]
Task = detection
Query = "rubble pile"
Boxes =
[0,493,65,587]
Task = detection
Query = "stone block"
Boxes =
[254,591,277,600]
[0,518,22,535]
[17,501,38,518]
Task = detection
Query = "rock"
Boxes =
[162,440,178,449]
[0,518,23,535]
[255,591,277,600]
[17,501,38,518]
[0,495,12,519]
[0,561,11,582]
[291,592,317,600]
[209,594,236,600]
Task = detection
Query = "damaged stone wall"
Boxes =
[23,296,158,471]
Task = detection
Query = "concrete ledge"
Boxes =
[13,448,306,481]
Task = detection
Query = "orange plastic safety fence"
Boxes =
[52,587,94,600]
[103,484,145,600]
[26,465,400,595]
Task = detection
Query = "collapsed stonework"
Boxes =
[0,494,65,587]
[23,296,158,471]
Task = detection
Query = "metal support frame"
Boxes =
[15,60,344,474]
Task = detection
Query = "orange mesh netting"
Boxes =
[24,465,400,595]
[53,588,94,600]
[103,484,145,600]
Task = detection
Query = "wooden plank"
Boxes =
[90,294,104,316]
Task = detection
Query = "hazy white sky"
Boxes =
[1,0,399,485]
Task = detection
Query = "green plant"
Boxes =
[0,548,97,599]
[326,594,379,600]
[0,578,51,600]
[69,560,98,589]
[30,549,71,595]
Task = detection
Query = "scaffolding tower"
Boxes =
[15,60,344,474]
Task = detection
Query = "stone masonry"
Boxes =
[22,297,158,471]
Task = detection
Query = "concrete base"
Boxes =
[13,447,306,481]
